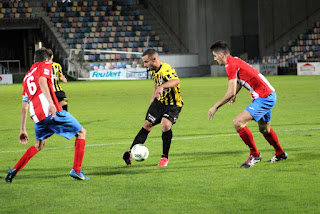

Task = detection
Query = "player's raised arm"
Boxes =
[208,78,237,120]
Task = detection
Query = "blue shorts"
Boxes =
[34,110,82,141]
[245,92,277,122]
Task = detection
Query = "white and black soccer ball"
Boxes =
[131,144,149,161]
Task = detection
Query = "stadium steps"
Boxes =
[31,6,88,79]
[32,7,69,53]
[137,5,188,54]
[263,8,320,56]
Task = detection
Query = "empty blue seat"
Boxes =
[121,61,127,68]
[99,55,105,60]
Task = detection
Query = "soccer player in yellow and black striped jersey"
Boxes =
[123,49,183,167]
[52,62,68,111]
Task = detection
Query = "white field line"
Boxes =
[1,127,319,154]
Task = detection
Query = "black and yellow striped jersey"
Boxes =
[150,62,183,107]
[52,62,63,92]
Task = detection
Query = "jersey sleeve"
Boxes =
[58,64,63,75]
[225,63,238,80]
[54,63,63,76]
[163,68,179,82]
[39,62,52,79]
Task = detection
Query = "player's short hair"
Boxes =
[210,40,230,54]
[34,47,53,63]
[46,48,53,58]
[142,48,158,58]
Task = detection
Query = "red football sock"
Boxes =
[263,128,284,155]
[237,126,259,156]
[73,138,86,173]
[14,146,38,173]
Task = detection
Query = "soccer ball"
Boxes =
[131,144,149,161]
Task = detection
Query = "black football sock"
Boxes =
[130,127,150,149]
[62,104,68,111]
[162,129,172,158]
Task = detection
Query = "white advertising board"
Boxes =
[297,62,320,75]
[0,74,13,84]
[90,68,149,80]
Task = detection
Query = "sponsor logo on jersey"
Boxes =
[44,68,50,75]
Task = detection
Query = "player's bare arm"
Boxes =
[228,83,242,105]
[208,79,237,120]
[39,76,56,119]
[59,74,67,83]
[154,79,180,99]
[19,102,29,145]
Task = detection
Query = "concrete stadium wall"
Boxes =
[258,0,320,56]
[149,0,254,65]
[149,0,320,65]
[158,54,210,77]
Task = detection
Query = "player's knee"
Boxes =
[259,126,269,134]
[233,118,243,129]
[143,121,153,131]
[161,120,172,132]
[161,124,170,132]
[77,128,86,139]
[35,141,46,151]
[34,145,41,151]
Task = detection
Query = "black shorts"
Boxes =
[55,91,68,102]
[145,99,182,126]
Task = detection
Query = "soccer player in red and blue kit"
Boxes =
[5,48,89,182]
[208,40,287,168]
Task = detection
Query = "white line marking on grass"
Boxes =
[1,127,320,154]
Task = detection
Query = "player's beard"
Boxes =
[148,64,156,70]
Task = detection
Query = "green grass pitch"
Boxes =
[0,76,319,213]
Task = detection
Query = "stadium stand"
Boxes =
[42,0,169,70]
[0,1,36,18]
[249,20,320,71]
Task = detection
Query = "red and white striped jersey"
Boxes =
[226,55,275,99]
[22,61,62,123]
